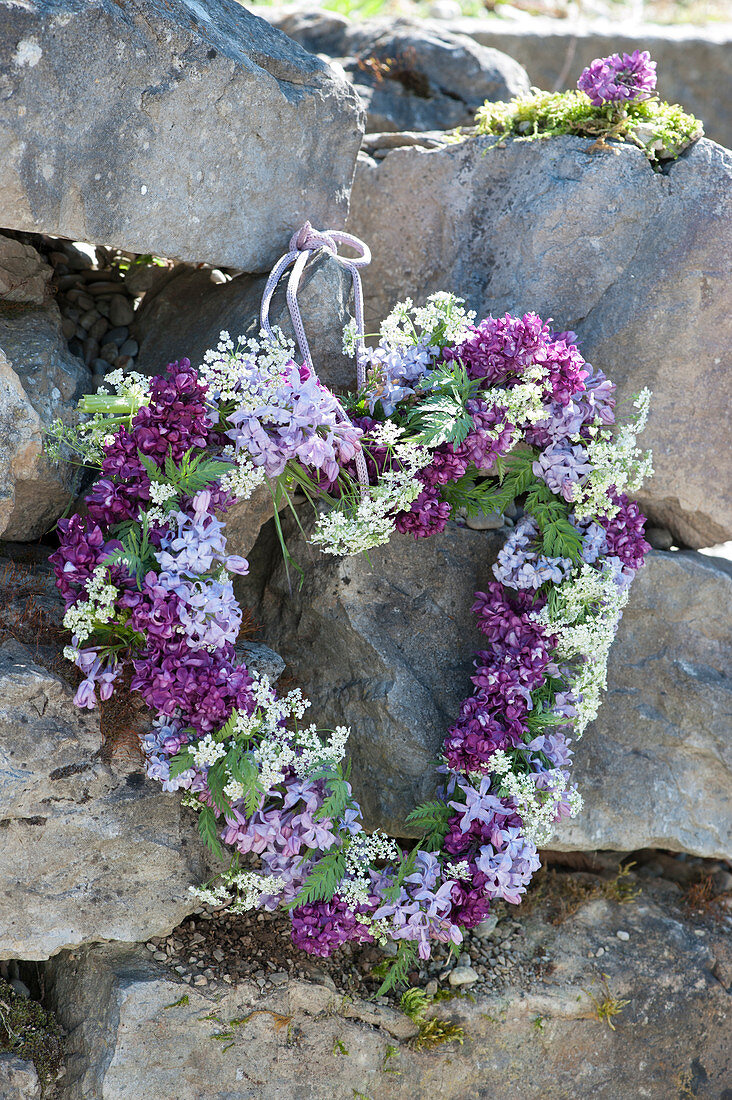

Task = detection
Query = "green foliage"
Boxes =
[137,448,233,503]
[164,994,190,1009]
[381,1044,401,1074]
[376,940,419,997]
[582,974,630,1030]
[0,977,64,1096]
[314,761,356,824]
[287,844,347,910]
[399,986,466,1051]
[400,987,431,1023]
[523,480,584,563]
[104,512,156,583]
[475,88,703,165]
[333,1037,349,1056]
[408,363,478,447]
[404,800,452,852]
[197,804,224,859]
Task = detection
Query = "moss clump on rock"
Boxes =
[475,89,703,164]
[0,977,64,1096]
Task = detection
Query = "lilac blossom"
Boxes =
[533,441,592,502]
[493,516,574,591]
[226,360,362,483]
[361,343,434,415]
[578,50,657,107]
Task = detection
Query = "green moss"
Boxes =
[475,89,703,165]
[0,978,64,1097]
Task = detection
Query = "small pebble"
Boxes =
[694,929,706,937]
[616,931,630,941]
[466,509,505,531]
[109,295,135,326]
[449,966,479,987]
[193,975,208,986]
[425,980,438,996]
[153,951,167,962]
[105,326,129,345]
[596,947,605,957]
[119,338,139,357]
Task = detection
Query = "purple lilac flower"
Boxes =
[578,50,657,108]
[49,515,126,609]
[444,315,588,409]
[87,361,213,527]
[372,850,463,960]
[493,516,573,591]
[597,491,651,572]
[227,360,362,483]
[291,896,376,957]
[362,343,434,416]
[394,486,452,539]
[533,441,592,502]
[68,646,122,709]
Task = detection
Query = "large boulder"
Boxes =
[553,550,732,859]
[47,880,730,1099]
[269,12,530,133]
[0,637,209,959]
[0,237,91,540]
[240,518,506,836]
[0,0,363,273]
[348,135,732,548]
[242,517,732,857]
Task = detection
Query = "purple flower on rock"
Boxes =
[577,50,657,107]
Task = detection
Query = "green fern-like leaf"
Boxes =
[287,845,347,910]
[376,941,419,997]
[404,800,452,852]
[198,805,224,858]
[169,747,195,779]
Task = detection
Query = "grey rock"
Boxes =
[0,638,212,959]
[450,16,732,150]
[118,338,138,358]
[108,297,135,328]
[552,550,732,860]
[134,251,356,390]
[348,135,732,547]
[235,640,286,686]
[47,884,730,1099]
[0,1055,40,1100]
[0,232,52,305]
[240,517,505,835]
[271,12,530,133]
[0,298,89,541]
[0,0,363,273]
[645,525,674,550]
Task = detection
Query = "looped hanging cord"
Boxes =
[259,221,372,491]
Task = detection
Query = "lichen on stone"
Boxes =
[0,977,64,1096]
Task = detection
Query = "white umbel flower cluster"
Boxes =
[487,751,583,846]
[573,389,653,520]
[338,831,401,909]
[190,870,285,913]
[539,563,630,735]
[62,565,119,643]
[199,329,296,407]
[310,434,430,556]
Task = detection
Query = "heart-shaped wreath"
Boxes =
[47,224,652,992]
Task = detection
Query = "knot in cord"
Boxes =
[260,223,372,492]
